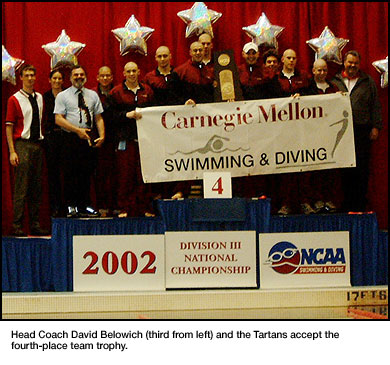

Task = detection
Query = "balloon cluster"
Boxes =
[3,2,385,86]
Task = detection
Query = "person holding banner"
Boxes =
[144,46,184,107]
[278,49,310,97]
[238,42,278,101]
[145,46,186,201]
[263,48,280,74]
[331,50,382,212]
[306,59,340,213]
[276,49,313,215]
[175,41,214,104]
[109,62,155,217]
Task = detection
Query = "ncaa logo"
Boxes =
[265,241,300,274]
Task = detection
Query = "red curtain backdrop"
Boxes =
[2,2,388,232]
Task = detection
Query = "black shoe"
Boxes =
[10,228,27,237]
[30,227,49,236]
[80,206,101,218]
[67,206,79,218]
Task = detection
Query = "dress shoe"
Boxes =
[301,203,316,215]
[80,206,101,218]
[67,206,79,218]
[277,205,291,215]
[98,208,109,217]
[30,227,49,236]
[10,228,27,237]
[314,200,325,213]
[324,201,337,213]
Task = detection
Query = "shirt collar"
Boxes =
[156,67,173,76]
[71,86,85,94]
[342,70,360,80]
[19,89,36,98]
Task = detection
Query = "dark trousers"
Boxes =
[94,140,117,211]
[44,130,64,214]
[277,172,313,210]
[13,139,43,229]
[342,125,372,212]
[62,132,97,208]
[115,140,152,216]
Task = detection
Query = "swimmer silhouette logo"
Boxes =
[170,134,249,155]
[265,241,301,274]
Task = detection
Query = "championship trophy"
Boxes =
[213,49,243,102]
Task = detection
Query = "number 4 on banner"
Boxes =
[203,172,232,198]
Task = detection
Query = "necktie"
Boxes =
[28,94,40,141]
[78,90,92,128]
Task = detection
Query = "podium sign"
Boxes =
[203,172,232,198]
[259,231,351,289]
[73,235,165,292]
[213,49,243,102]
[165,231,257,289]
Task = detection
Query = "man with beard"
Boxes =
[55,65,105,218]
[332,50,382,212]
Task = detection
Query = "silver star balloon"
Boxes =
[112,15,154,56]
[306,26,349,65]
[177,2,222,38]
[2,45,24,85]
[372,56,388,88]
[42,30,85,70]
[242,12,284,49]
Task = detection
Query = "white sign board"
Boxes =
[165,231,257,289]
[203,171,232,198]
[73,235,165,292]
[137,93,355,182]
[259,231,351,289]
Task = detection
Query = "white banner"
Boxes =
[137,93,355,183]
[259,231,351,289]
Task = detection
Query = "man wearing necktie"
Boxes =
[5,64,48,236]
[54,65,105,218]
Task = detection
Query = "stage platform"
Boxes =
[2,286,388,319]
[3,199,388,292]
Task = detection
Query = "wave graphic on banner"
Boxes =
[169,135,250,155]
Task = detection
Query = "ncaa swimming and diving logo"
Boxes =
[265,241,347,275]
[265,241,301,274]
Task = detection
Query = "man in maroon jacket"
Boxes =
[93,66,116,217]
[276,49,313,215]
[175,41,214,104]
[278,49,310,97]
[109,62,155,217]
[305,59,340,213]
[144,46,184,106]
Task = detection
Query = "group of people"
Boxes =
[5,33,382,236]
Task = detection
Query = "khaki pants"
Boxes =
[13,139,43,230]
